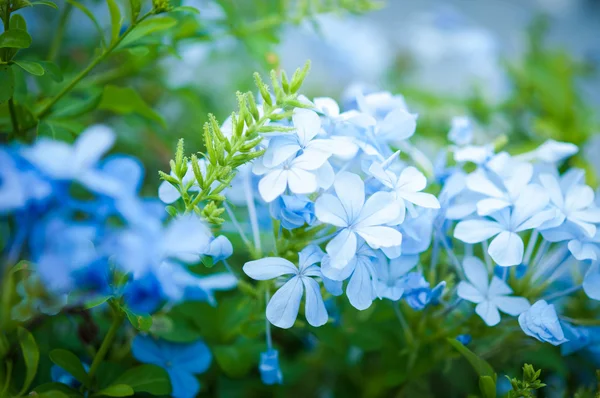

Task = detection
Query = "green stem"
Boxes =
[86,302,125,388]
[393,303,415,345]
[47,3,73,62]
[0,360,12,398]
[7,98,19,137]
[36,12,153,120]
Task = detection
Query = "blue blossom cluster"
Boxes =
[209,91,600,381]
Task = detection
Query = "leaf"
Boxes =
[99,85,165,127]
[447,338,496,380]
[0,29,32,49]
[38,61,63,82]
[37,391,70,398]
[113,365,171,395]
[10,14,27,30]
[14,60,45,76]
[93,384,134,397]
[34,383,82,397]
[51,92,103,118]
[479,376,497,398]
[124,308,153,331]
[17,327,39,395]
[65,0,107,48]
[213,341,262,378]
[128,46,149,56]
[129,0,141,22]
[84,295,112,309]
[117,17,177,49]
[31,0,58,8]
[49,349,90,387]
[0,65,15,103]
[106,0,122,44]
[170,5,199,14]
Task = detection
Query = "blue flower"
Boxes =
[259,349,283,385]
[456,334,472,345]
[205,235,233,263]
[518,300,568,346]
[402,273,446,310]
[315,172,402,269]
[373,254,418,301]
[583,262,600,301]
[269,195,315,230]
[243,245,329,328]
[51,363,89,388]
[448,116,473,146]
[132,335,212,398]
[454,184,556,267]
[457,257,530,326]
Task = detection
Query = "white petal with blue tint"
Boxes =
[302,277,328,326]
[243,257,298,280]
[266,276,304,329]
[489,231,524,267]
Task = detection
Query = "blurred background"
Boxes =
[20,0,600,195]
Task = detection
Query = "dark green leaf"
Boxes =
[31,0,58,8]
[129,0,141,22]
[10,15,27,30]
[124,308,153,331]
[99,85,165,127]
[65,0,107,48]
[113,365,171,395]
[37,391,70,398]
[117,17,177,49]
[49,349,90,387]
[17,327,39,395]
[0,29,32,49]
[93,384,134,397]
[107,0,122,44]
[39,61,63,82]
[14,60,45,76]
[84,295,112,309]
[213,341,262,378]
[0,65,15,103]
[447,338,496,380]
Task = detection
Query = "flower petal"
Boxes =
[462,256,489,293]
[325,229,358,269]
[454,220,503,244]
[475,301,501,326]
[493,296,530,316]
[315,194,349,227]
[356,226,402,249]
[243,257,298,280]
[266,276,303,329]
[346,261,375,310]
[258,170,289,203]
[334,172,365,222]
[488,231,524,267]
[302,277,328,327]
[287,168,318,195]
[457,281,485,303]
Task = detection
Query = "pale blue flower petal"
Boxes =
[266,276,304,329]
[315,193,350,227]
[346,261,375,310]
[325,229,358,269]
[583,262,600,300]
[493,296,530,316]
[243,257,298,280]
[302,277,328,327]
[489,231,524,267]
[457,282,485,304]
[475,301,501,326]
[462,256,489,292]
[334,172,365,221]
[454,219,503,244]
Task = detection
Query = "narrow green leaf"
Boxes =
[65,0,107,48]
[128,46,149,56]
[38,61,63,82]
[34,382,82,397]
[49,349,90,387]
[10,14,27,30]
[14,60,45,76]
[113,365,171,395]
[447,338,496,379]
[0,65,15,103]
[106,0,122,44]
[117,17,177,49]
[93,384,134,397]
[51,92,103,118]
[84,295,111,309]
[0,29,32,49]
[17,327,39,395]
[129,0,141,22]
[37,391,70,398]
[31,0,58,8]
[99,85,166,127]
[170,5,199,13]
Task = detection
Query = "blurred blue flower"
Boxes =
[259,349,283,385]
[402,272,445,310]
[518,300,568,346]
[448,116,473,146]
[373,254,417,301]
[243,245,329,328]
[456,334,472,345]
[51,363,89,388]
[205,235,233,264]
[132,335,212,398]
[583,262,600,301]
[457,257,530,326]
[269,195,315,230]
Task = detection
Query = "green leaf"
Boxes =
[34,383,82,397]
[93,384,134,397]
[129,0,141,22]
[37,391,70,398]
[38,61,63,82]
[65,0,107,48]
[117,17,177,49]
[0,65,15,103]
[124,308,153,331]
[128,46,149,56]
[479,376,497,398]
[84,295,112,309]
[14,60,45,76]
[17,327,39,395]
[447,338,496,380]
[113,365,171,395]
[106,0,122,44]
[170,5,199,13]
[0,29,32,49]
[51,92,103,118]
[10,14,27,30]
[49,349,90,387]
[99,85,166,127]
[31,0,58,8]
[213,341,262,378]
